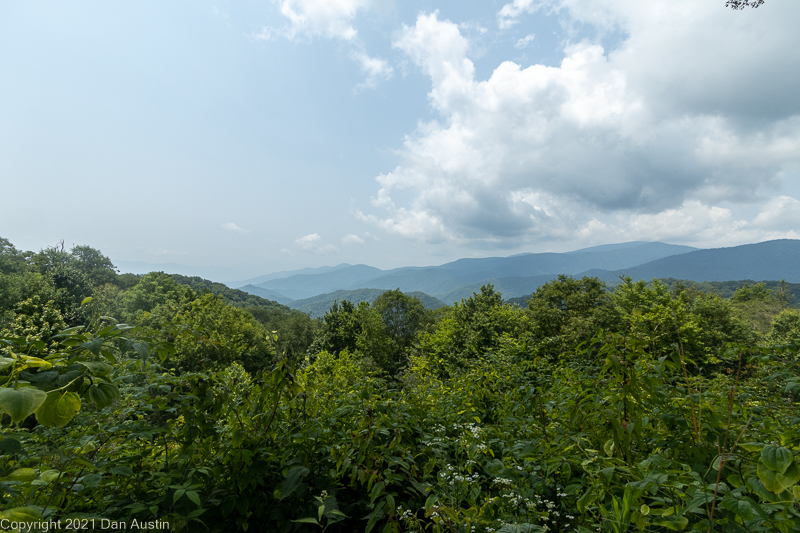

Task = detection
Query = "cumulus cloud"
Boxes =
[351,50,394,89]
[273,0,375,40]
[256,0,392,89]
[752,196,800,231]
[359,5,800,248]
[221,222,251,235]
[342,233,365,244]
[296,233,321,247]
[497,0,536,29]
[296,233,338,254]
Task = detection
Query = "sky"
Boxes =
[2,0,799,281]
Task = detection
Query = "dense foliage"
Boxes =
[1,238,798,533]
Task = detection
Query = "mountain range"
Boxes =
[226,240,800,306]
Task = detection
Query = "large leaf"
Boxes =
[0,387,48,423]
[279,466,310,500]
[86,383,120,409]
[0,506,43,523]
[78,361,113,376]
[35,391,81,428]
[761,445,795,474]
[20,356,51,369]
[757,461,800,494]
[721,497,756,521]
[231,429,247,448]
[6,468,36,482]
[0,437,25,455]
[651,515,689,531]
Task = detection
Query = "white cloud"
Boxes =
[342,233,365,244]
[295,233,338,254]
[515,34,536,49]
[258,0,391,89]
[752,196,800,231]
[351,50,393,89]
[296,233,321,248]
[497,0,536,29]
[274,0,375,40]
[221,222,251,235]
[360,6,800,249]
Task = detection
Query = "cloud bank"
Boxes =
[359,3,800,249]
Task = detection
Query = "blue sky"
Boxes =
[2,0,799,281]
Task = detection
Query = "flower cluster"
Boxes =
[396,507,413,519]
[439,464,480,486]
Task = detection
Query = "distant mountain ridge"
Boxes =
[236,240,800,305]
[622,240,800,282]
[238,241,698,303]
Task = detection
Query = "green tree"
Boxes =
[730,282,787,336]
[420,285,529,369]
[527,275,619,359]
[309,300,363,356]
[70,245,118,287]
[246,307,318,357]
[0,237,30,275]
[767,308,800,347]
[121,272,188,322]
[370,289,427,373]
[163,294,276,374]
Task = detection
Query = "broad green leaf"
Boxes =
[110,466,133,476]
[40,470,61,483]
[0,387,48,423]
[81,338,103,355]
[721,497,755,521]
[174,488,186,504]
[279,466,309,500]
[739,443,765,453]
[0,437,25,456]
[78,361,112,376]
[133,342,149,361]
[604,439,615,457]
[231,429,247,448]
[726,474,744,488]
[652,515,689,531]
[86,383,119,409]
[6,468,36,482]
[761,445,795,474]
[424,495,438,514]
[56,392,81,418]
[0,357,15,370]
[600,467,615,487]
[186,490,201,507]
[577,489,597,513]
[0,506,42,522]
[35,391,81,428]
[757,462,800,494]
[20,356,51,369]
[640,504,650,516]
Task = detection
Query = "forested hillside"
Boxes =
[1,238,799,532]
[289,288,445,318]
